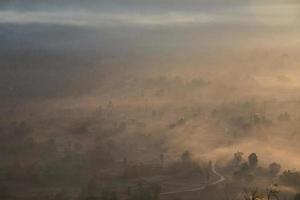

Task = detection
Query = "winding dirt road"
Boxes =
[160,164,225,195]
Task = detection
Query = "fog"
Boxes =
[1,0,300,199]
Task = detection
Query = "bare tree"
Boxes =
[243,188,264,200]
[266,184,279,200]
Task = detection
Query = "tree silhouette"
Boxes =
[248,153,258,169]
[269,163,281,177]
[181,150,191,163]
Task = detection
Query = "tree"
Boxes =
[278,112,290,121]
[243,186,280,200]
[159,153,164,167]
[181,150,191,163]
[243,188,264,200]
[248,153,258,169]
[269,163,281,177]
[280,170,300,186]
[233,151,244,166]
[266,184,279,200]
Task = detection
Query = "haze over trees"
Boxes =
[1,0,300,199]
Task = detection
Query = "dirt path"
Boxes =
[160,163,225,195]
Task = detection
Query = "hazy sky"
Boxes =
[0,0,299,27]
[1,0,300,102]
